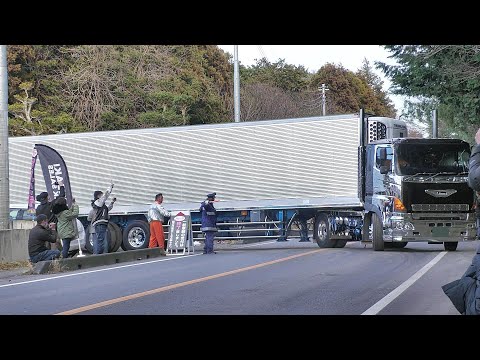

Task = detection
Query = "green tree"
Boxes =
[376,45,480,142]
[6,45,35,103]
[242,58,311,92]
[356,58,396,118]
[309,63,395,116]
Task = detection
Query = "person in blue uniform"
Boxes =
[200,192,218,254]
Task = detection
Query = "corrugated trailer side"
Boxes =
[8,114,362,210]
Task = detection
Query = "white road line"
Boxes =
[0,253,202,289]
[361,251,448,315]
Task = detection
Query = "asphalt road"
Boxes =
[0,239,476,315]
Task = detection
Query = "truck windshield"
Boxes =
[395,143,470,176]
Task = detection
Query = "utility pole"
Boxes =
[320,83,329,116]
[234,45,240,122]
[432,109,438,138]
[0,45,9,229]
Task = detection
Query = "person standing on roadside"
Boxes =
[147,193,171,249]
[52,197,79,258]
[28,214,60,263]
[200,192,218,254]
[88,182,116,254]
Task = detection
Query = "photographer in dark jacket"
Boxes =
[28,214,60,263]
[442,247,480,315]
[88,183,116,254]
[35,181,65,251]
[442,128,480,314]
[35,181,66,223]
[468,129,480,192]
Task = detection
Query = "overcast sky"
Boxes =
[218,45,405,114]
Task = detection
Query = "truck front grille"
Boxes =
[411,204,470,212]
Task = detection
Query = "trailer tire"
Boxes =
[85,224,117,253]
[108,223,122,252]
[313,213,335,248]
[122,220,150,251]
[372,213,384,251]
[444,242,458,251]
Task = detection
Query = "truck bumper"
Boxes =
[383,212,476,243]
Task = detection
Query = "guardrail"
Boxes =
[161,219,309,242]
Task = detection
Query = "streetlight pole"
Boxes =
[0,45,9,229]
[234,45,240,122]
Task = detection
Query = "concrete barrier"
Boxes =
[32,247,166,274]
[0,229,30,262]
[12,220,35,230]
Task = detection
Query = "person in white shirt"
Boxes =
[147,193,171,249]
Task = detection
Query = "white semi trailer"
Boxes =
[8,110,476,252]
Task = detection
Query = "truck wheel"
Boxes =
[120,238,127,251]
[372,213,384,251]
[114,223,123,252]
[122,220,150,251]
[334,240,347,248]
[108,223,122,252]
[107,223,116,252]
[362,213,371,242]
[313,213,335,248]
[444,242,458,251]
[85,224,116,253]
[385,242,408,249]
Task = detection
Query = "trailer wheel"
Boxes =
[444,242,458,251]
[85,224,116,253]
[108,223,122,252]
[372,213,384,251]
[313,213,335,248]
[122,220,150,251]
[120,238,127,251]
[114,223,124,251]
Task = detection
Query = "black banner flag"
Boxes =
[34,144,73,207]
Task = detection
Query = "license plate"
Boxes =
[431,227,449,237]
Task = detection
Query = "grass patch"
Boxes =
[48,259,65,273]
[0,260,31,271]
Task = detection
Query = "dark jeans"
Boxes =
[61,237,74,258]
[30,249,60,263]
[93,223,108,254]
[203,231,216,253]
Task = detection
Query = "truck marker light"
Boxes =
[394,197,406,212]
